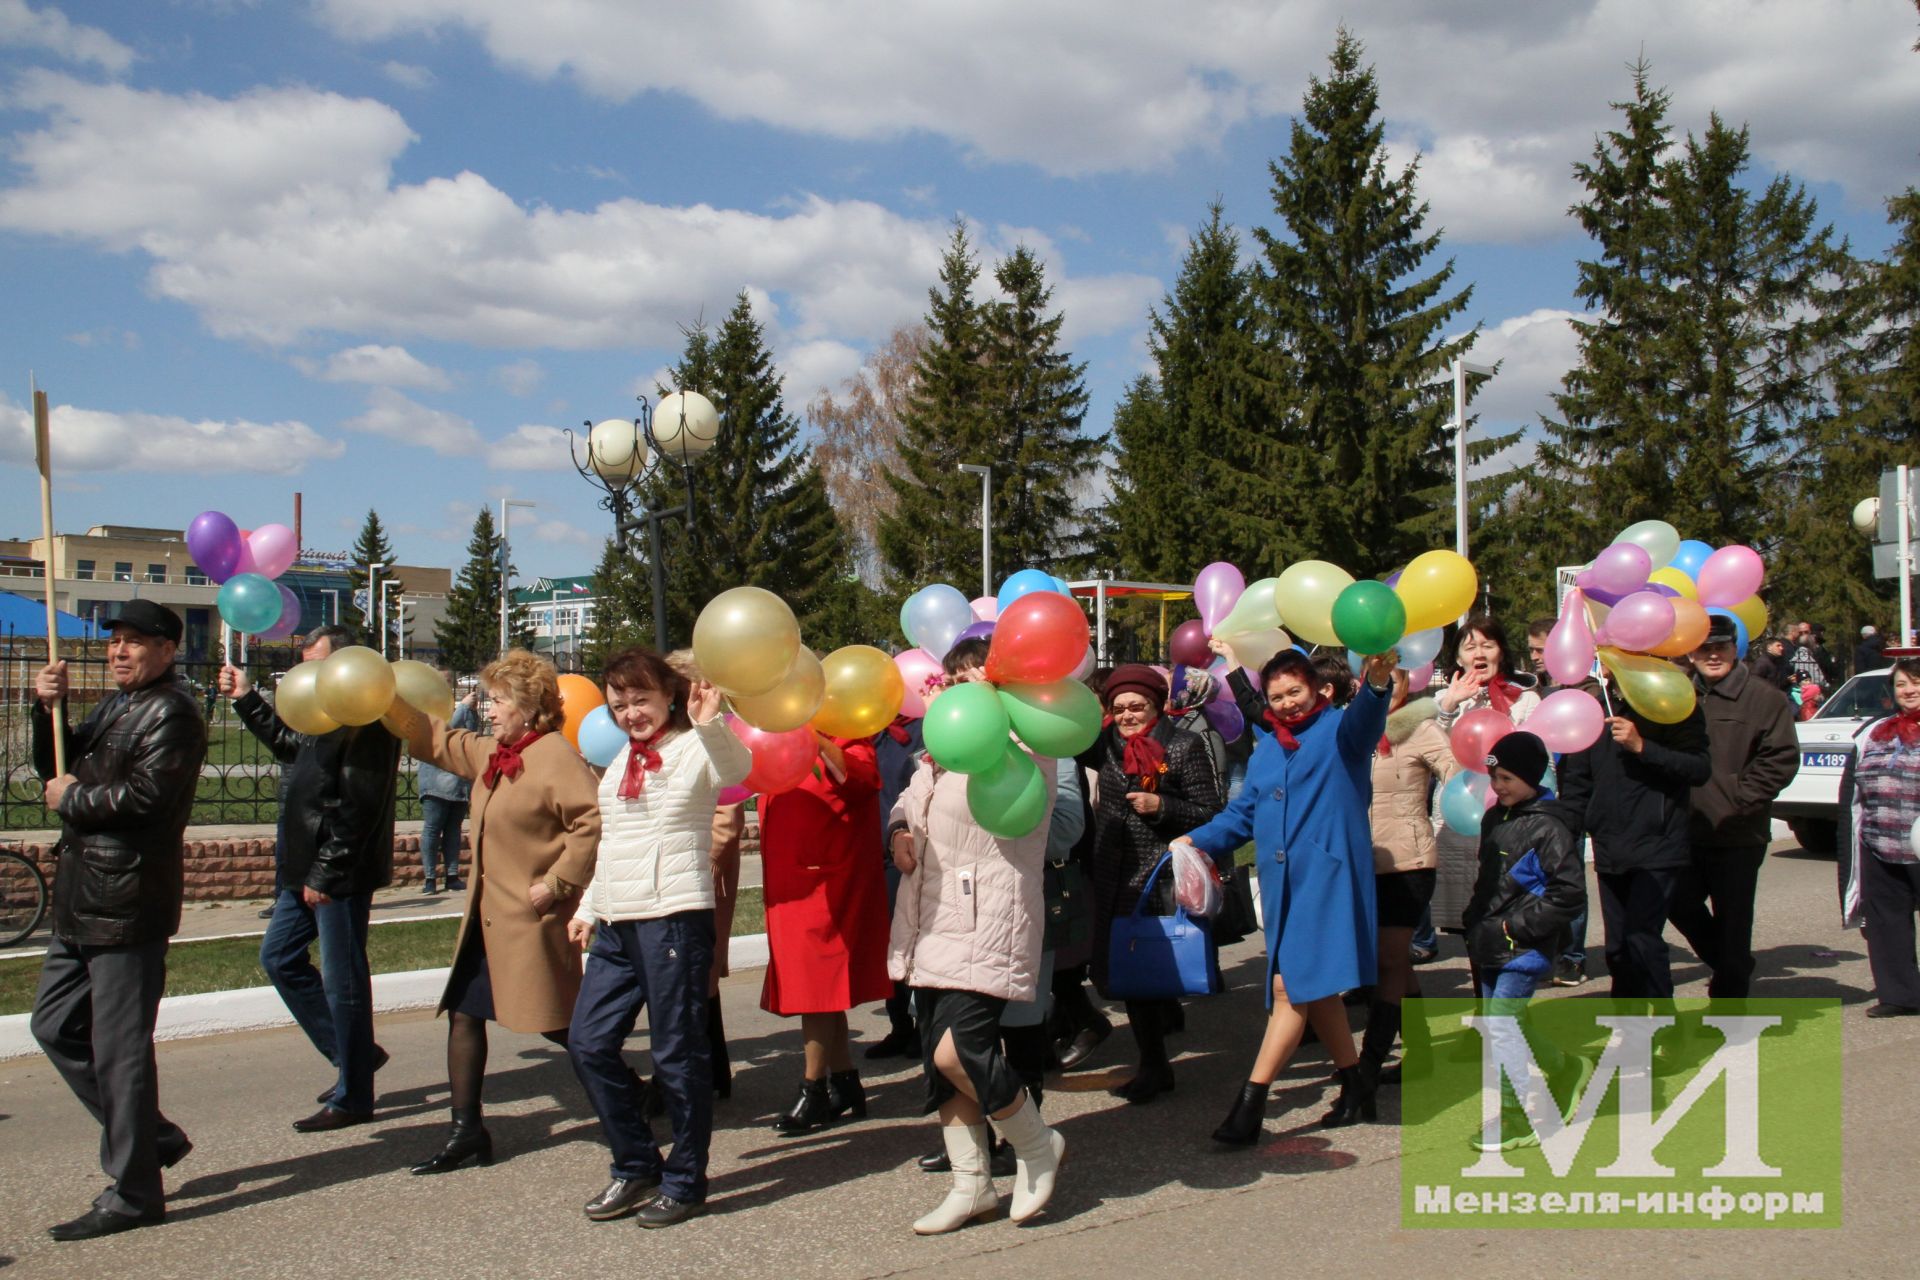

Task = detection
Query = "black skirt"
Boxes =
[1375,868,1437,930]
[913,987,1022,1117]
[443,924,496,1022]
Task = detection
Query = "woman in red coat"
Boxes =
[759,731,892,1133]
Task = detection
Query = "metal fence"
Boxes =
[1,645,425,832]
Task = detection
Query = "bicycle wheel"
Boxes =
[0,849,49,949]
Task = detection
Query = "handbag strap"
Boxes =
[1131,850,1190,925]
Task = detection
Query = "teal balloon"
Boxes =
[218,572,283,635]
[1331,580,1407,656]
[967,741,1049,838]
[1439,771,1489,837]
[921,681,1011,774]
[999,679,1102,758]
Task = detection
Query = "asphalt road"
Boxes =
[0,841,1911,1279]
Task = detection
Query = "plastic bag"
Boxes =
[1171,842,1224,918]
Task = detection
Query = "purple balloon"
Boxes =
[955,620,996,645]
[1200,697,1245,743]
[258,584,302,641]
[1590,543,1653,596]
[186,510,244,583]
[1647,583,1681,599]
[1582,584,1626,608]
[1193,561,1246,633]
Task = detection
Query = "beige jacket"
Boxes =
[1369,697,1458,875]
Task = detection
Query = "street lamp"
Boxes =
[395,597,412,660]
[1451,359,1496,558]
[959,464,992,599]
[567,389,720,649]
[499,499,535,657]
[379,578,402,659]
[320,589,339,625]
[365,561,386,645]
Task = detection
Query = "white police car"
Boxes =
[1773,670,1892,852]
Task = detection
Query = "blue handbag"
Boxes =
[1107,851,1221,1000]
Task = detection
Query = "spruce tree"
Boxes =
[434,506,529,674]
[346,508,401,642]
[1107,374,1173,579]
[580,535,653,673]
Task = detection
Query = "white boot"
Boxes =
[912,1123,999,1235]
[995,1095,1065,1223]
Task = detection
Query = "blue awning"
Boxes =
[0,589,99,638]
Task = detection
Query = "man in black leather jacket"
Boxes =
[221,624,399,1131]
[30,600,207,1241]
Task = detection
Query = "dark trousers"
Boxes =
[258,889,376,1112]
[569,911,714,1203]
[31,936,187,1217]
[1596,866,1682,1000]
[419,796,467,885]
[1668,844,1767,998]
[1860,854,1920,1010]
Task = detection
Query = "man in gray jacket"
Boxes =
[1670,614,1800,998]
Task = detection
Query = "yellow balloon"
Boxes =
[1223,627,1292,672]
[275,661,339,736]
[1647,566,1698,601]
[316,645,397,728]
[1273,561,1354,648]
[812,644,907,739]
[1215,575,1282,638]
[692,586,802,697]
[389,659,454,722]
[1395,550,1479,634]
[1598,647,1697,724]
[728,647,824,733]
[1729,594,1769,638]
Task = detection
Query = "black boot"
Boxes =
[409,1106,493,1174]
[1212,1081,1269,1146]
[772,1078,834,1134]
[1361,1001,1402,1081]
[919,1132,1016,1176]
[1322,1061,1380,1127]
[707,999,732,1100]
[826,1068,867,1120]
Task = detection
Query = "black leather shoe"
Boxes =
[1056,1019,1112,1071]
[1322,1061,1380,1127]
[772,1078,834,1134]
[49,1206,162,1241]
[1114,1063,1175,1105]
[293,1105,374,1132]
[410,1109,492,1175]
[826,1069,867,1120]
[1212,1081,1268,1146]
[635,1193,706,1228]
[1867,1002,1920,1018]
[316,1043,392,1104]
[585,1176,661,1221]
[864,1027,921,1060]
[918,1134,1015,1175]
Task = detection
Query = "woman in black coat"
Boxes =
[1079,663,1224,1104]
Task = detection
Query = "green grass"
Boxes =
[1233,841,1255,868]
[0,887,767,1016]
[3,774,424,830]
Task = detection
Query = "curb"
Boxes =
[0,932,771,1062]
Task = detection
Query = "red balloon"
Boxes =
[1450,707,1515,773]
[728,716,817,794]
[1168,619,1210,669]
[984,590,1089,686]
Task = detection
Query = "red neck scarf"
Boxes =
[1485,674,1521,716]
[617,728,670,800]
[885,715,913,745]
[1265,696,1331,752]
[1872,708,1920,747]
[1118,720,1167,791]
[483,729,544,789]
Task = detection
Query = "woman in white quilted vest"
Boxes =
[563,647,751,1230]
[886,648,1065,1235]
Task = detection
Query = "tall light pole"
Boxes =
[365,561,386,645]
[396,597,412,660]
[1451,359,1496,558]
[499,499,535,656]
[379,578,402,659]
[320,589,339,624]
[959,463,992,599]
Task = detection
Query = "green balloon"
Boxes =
[999,679,1102,758]
[967,741,1049,838]
[1331,579,1407,656]
[922,681,1011,774]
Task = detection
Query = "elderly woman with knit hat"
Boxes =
[1077,662,1224,1104]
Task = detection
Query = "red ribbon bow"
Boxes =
[885,716,913,745]
[1485,674,1521,717]
[1871,708,1920,747]
[1264,696,1331,752]
[482,730,544,789]
[1120,720,1167,791]
[617,729,669,800]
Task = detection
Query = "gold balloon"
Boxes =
[728,647,824,733]
[1396,550,1479,634]
[812,644,906,739]
[316,645,398,728]
[1729,594,1769,639]
[1223,627,1292,671]
[389,659,455,721]
[1598,647,1697,725]
[692,586,801,697]
[1647,566,1699,601]
[1272,561,1354,648]
[275,661,340,737]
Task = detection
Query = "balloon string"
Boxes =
[222,621,232,666]
[1596,677,1614,720]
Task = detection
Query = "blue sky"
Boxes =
[1,0,1915,582]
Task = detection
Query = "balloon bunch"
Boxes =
[186,510,303,640]
[1544,520,1768,728]
[274,647,453,737]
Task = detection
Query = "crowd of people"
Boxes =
[21,594,1912,1241]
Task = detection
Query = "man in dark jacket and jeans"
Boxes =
[221,624,399,1130]
[30,600,207,1240]
[1670,615,1799,998]
[1557,673,1712,1000]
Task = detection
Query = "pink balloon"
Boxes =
[1406,661,1435,692]
[1451,707,1514,772]
[1696,545,1765,609]
[893,648,945,720]
[1529,688,1606,753]
[715,784,752,807]
[1193,561,1246,634]
[1545,589,1598,686]
[232,530,258,578]
[247,523,299,579]
[1604,590,1676,653]
[1589,543,1652,596]
[727,716,817,795]
[970,596,999,622]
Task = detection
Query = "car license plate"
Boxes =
[1801,751,1848,770]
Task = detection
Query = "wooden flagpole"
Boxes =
[33,378,67,776]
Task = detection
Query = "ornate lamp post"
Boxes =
[567,390,721,649]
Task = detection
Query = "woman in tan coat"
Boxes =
[387,650,601,1174]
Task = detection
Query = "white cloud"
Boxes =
[0,0,134,73]
[341,387,481,455]
[492,358,544,395]
[1456,308,1587,427]
[777,339,863,405]
[486,423,573,471]
[0,392,343,475]
[528,515,598,548]
[300,343,452,390]
[380,60,435,89]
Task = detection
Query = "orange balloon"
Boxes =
[556,673,605,749]
[1650,598,1712,657]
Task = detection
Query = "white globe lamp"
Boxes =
[587,418,647,487]
[1853,497,1881,535]
[652,390,721,466]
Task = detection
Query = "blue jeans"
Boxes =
[419,795,467,885]
[258,889,376,1112]
[569,912,714,1202]
[1476,968,1565,1124]
[1412,904,1437,956]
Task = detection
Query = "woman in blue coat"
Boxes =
[1175,646,1393,1147]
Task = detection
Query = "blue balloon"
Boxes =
[1440,771,1490,836]
[1705,607,1750,659]
[217,572,282,635]
[996,568,1057,614]
[1671,539,1714,581]
[577,705,628,769]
